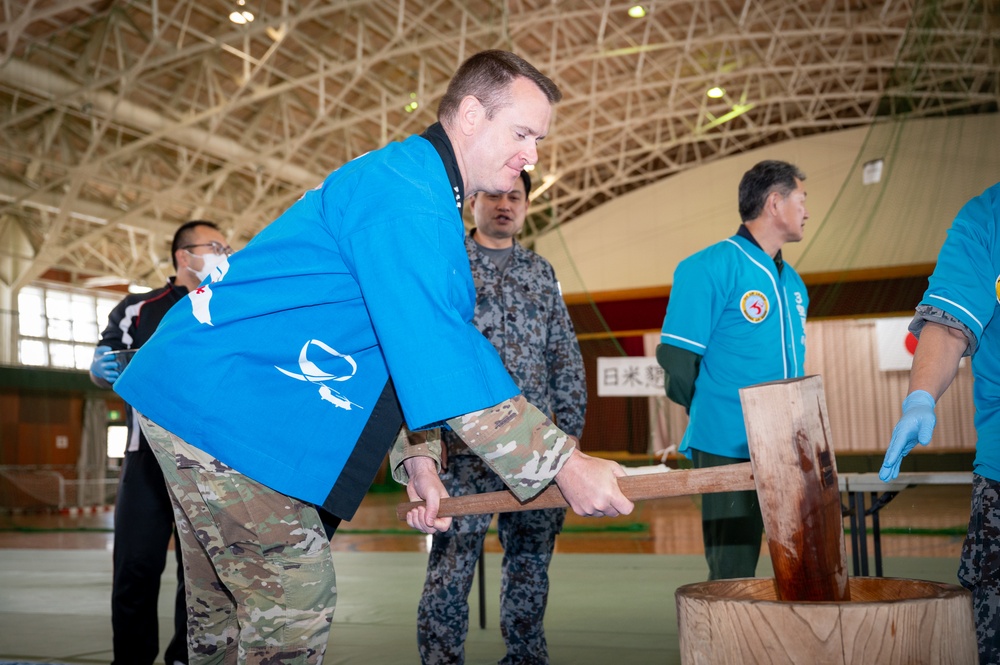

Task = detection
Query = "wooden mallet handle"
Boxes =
[396,461,755,520]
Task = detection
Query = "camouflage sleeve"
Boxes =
[388,427,443,485]
[445,394,577,501]
[911,305,976,356]
[544,272,587,438]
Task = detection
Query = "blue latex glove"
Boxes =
[879,390,936,481]
[90,345,121,384]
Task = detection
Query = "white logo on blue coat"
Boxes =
[275,339,363,411]
[189,256,231,326]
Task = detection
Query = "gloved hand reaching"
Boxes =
[880,390,936,482]
[90,345,121,385]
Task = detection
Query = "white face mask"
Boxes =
[186,250,227,282]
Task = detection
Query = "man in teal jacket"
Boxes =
[657,160,810,580]
[881,182,1000,664]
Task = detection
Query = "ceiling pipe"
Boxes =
[0,58,320,188]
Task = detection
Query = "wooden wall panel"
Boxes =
[804,319,975,454]
[645,318,976,456]
[0,390,84,466]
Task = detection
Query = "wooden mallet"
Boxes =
[395,461,754,520]
[397,375,849,602]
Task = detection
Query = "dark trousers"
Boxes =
[958,474,1000,665]
[691,448,764,580]
[418,453,565,665]
[112,445,187,665]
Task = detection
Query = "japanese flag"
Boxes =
[875,317,918,371]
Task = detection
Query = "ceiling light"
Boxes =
[628,5,647,18]
[529,172,560,200]
[82,275,129,288]
[404,92,419,113]
[229,2,253,24]
[707,86,725,99]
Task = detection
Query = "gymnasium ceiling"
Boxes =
[0,0,997,291]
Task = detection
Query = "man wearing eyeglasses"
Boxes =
[89,220,232,665]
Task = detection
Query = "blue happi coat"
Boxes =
[115,134,518,519]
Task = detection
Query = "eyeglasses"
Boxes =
[182,242,233,256]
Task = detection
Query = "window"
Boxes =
[17,284,120,369]
[107,424,128,459]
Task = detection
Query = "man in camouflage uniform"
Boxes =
[417,169,586,665]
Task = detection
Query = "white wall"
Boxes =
[0,219,35,364]
[537,113,1000,295]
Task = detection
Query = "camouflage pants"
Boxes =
[139,416,336,665]
[417,453,565,665]
[958,473,1000,665]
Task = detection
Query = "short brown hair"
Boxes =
[438,50,561,124]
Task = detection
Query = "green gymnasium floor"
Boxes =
[0,549,962,665]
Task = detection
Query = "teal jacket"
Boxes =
[914,182,1000,482]
[660,231,808,459]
